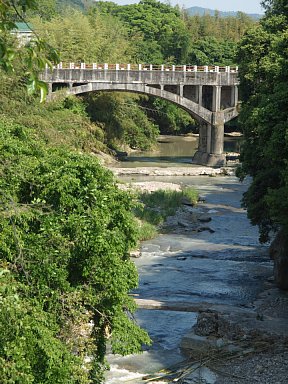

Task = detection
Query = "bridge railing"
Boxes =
[48,63,238,73]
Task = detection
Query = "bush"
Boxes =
[0,115,151,382]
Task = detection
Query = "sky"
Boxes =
[108,1,264,14]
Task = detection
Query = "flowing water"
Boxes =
[105,136,272,383]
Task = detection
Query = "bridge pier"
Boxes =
[193,111,226,167]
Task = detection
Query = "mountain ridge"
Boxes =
[186,6,262,19]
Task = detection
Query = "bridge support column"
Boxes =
[193,112,226,167]
[197,85,203,106]
[231,85,238,107]
[212,86,221,111]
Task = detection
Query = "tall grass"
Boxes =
[135,187,198,240]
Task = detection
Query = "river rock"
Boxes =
[130,250,141,258]
[193,312,244,340]
[198,195,206,203]
[269,229,288,290]
[198,214,212,223]
[178,220,190,228]
[181,197,195,206]
[197,226,215,233]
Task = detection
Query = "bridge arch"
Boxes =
[66,82,212,125]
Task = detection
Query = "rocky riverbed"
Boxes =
[106,169,288,384]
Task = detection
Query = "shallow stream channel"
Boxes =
[105,136,273,384]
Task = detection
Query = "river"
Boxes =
[118,134,241,168]
[105,136,272,384]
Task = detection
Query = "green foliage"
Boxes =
[0,269,88,384]
[141,97,196,135]
[0,75,151,382]
[135,187,198,229]
[31,9,132,63]
[137,221,157,241]
[188,37,237,66]
[0,72,105,153]
[186,12,256,43]
[84,92,159,151]
[0,0,59,100]
[237,0,288,242]
[92,0,190,64]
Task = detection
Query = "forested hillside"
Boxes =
[0,1,263,382]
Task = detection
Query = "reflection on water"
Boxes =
[119,135,241,167]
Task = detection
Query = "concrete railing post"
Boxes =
[183,65,186,72]
[172,65,175,71]
[204,66,208,72]
[104,63,108,70]
[116,63,119,70]
[127,64,131,70]
[69,63,74,69]
[138,64,142,71]
[161,64,164,71]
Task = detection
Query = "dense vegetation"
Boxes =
[0,0,267,382]
[236,0,288,243]
[0,69,153,383]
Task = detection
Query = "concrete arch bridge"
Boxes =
[41,63,239,166]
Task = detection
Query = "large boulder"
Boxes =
[269,229,288,290]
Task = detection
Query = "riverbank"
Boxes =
[110,166,234,177]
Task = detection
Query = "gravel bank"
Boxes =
[110,166,234,177]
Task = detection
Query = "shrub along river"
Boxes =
[105,136,272,383]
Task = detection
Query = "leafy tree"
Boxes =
[188,37,237,66]
[141,97,196,135]
[0,118,151,382]
[31,10,132,63]
[0,0,59,101]
[26,0,58,20]
[92,0,190,63]
[84,92,159,150]
[236,0,288,242]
